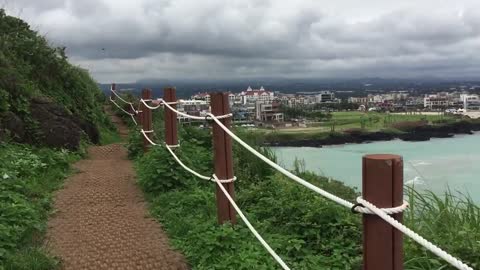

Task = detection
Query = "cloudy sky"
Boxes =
[4,0,480,83]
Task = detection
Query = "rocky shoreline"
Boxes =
[264,120,480,147]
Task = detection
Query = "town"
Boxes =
[161,86,480,127]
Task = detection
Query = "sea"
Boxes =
[273,133,480,202]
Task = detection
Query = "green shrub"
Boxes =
[136,146,200,193]
[132,124,364,269]
[127,128,144,159]
[0,143,79,268]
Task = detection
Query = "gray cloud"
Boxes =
[4,0,480,82]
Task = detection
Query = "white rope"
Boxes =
[156,144,288,269]
[352,198,409,215]
[163,100,232,120]
[166,144,181,148]
[166,101,180,105]
[164,144,237,184]
[358,197,473,270]
[206,113,356,209]
[140,129,158,146]
[206,112,403,214]
[110,89,138,114]
[164,144,211,180]
[206,112,472,270]
[212,174,237,183]
[110,97,137,125]
[212,174,291,270]
[140,99,163,110]
[110,88,134,105]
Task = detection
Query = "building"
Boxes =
[255,101,284,122]
[316,91,335,103]
[423,93,454,109]
[240,86,275,105]
[177,99,209,120]
[192,92,210,103]
[461,94,480,111]
[348,97,368,104]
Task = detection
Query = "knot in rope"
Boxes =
[352,197,409,215]
[211,174,237,184]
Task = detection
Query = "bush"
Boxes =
[136,145,209,194]
[0,143,79,268]
[130,123,364,269]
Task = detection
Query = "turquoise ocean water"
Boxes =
[273,133,480,202]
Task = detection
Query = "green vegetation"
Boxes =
[125,108,479,269]
[0,11,117,270]
[98,125,122,145]
[258,111,464,143]
[0,9,114,144]
[404,188,480,270]
[268,111,451,135]
[0,142,81,270]
[132,129,362,269]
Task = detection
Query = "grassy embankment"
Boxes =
[0,10,118,270]
[259,111,458,142]
[115,102,480,269]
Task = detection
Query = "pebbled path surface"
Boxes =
[46,110,188,270]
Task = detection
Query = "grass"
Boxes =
[405,187,480,269]
[0,142,81,270]
[2,247,59,270]
[99,126,122,145]
[263,111,452,135]
[128,122,480,269]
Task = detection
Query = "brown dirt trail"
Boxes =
[46,110,188,270]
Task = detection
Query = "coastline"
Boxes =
[263,120,480,147]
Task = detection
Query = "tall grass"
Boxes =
[404,187,480,269]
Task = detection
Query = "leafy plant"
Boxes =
[0,142,79,269]
[136,146,200,193]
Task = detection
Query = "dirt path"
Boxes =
[46,111,188,270]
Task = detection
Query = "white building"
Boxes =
[192,92,211,103]
[461,94,480,111]
[177,99,210,120]
[424,93,454,109]
[240,86,275,105]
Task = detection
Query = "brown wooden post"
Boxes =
[362,154,404,270]
[164,87,178,146]
[111,83,116,100]
[211,92,236,225]
[141,88,152,152]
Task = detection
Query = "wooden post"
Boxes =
[111,83,116,100]
[362,154,403,270]
[141,88,152,152]
[211,92,236,225]
[164,87,178,146]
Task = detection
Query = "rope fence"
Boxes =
[110,85,474,270]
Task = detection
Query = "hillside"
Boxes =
[0,10,120,269]
[0,9,113,149]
